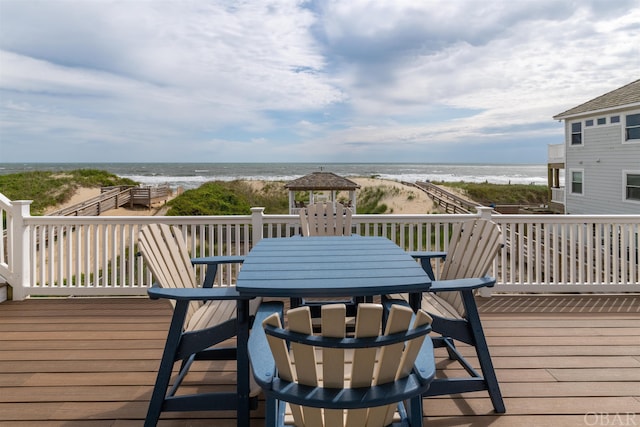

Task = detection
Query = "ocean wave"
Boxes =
[122,171,547,190]
[1,163,550,190]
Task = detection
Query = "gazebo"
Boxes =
[284,172,361,215]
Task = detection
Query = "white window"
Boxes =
[625,113,640,141]
[570,170,583,195]
[571,122,582,145]
[625,172,640,202]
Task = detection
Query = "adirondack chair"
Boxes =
[249,303,436,427]
[299,202,353,236]
[390,218,506,413]
[296,202,358,313]
[137,223,264,426]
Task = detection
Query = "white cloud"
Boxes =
[0,0,638,162]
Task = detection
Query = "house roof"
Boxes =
[284,172,361,190]
[553,79,640,120]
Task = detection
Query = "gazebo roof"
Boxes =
[284,172,361,191]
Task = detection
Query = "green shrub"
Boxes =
[166,180,289,215]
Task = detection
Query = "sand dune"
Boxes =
[49,178,440,215]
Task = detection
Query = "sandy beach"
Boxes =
[47,178,441,215]
[235,178,442,215]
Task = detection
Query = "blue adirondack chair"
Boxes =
[392,218,506,413]
[138,224,265,426]
[249,302,436,427]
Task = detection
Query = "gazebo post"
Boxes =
[350,190,357,213]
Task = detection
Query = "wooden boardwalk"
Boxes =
[1,294,639,426]
[47,186,171,216]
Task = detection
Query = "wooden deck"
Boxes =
[1,294,639,427]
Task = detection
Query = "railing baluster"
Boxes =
[0,196,638,298]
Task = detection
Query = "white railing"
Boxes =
[548,143,565,163]
[1,196,638,300]
[551,187,565,204]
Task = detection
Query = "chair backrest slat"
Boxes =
[438,219,503,315]
[288,307,323,425]
[300,202,352,236]
[138,224,200,326]
[367,304,412,426]
[320,305,347,426]
[345,304,382,427]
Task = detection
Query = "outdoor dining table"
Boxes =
[233,235,433,426]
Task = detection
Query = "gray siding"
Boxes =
[565,111,640,214]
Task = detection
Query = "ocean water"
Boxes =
[0,162,548,190]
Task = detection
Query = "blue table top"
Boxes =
[236,236,431,298]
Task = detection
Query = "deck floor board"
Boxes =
[1,294,639,426]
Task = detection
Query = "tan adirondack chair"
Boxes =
[250,303,436,426]
[402,217,506,413]
[299,202,353,236]
[138,223,263,426]
[296,202,357,312]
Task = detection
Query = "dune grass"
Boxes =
[0,169,137,215]
[437,181,547,205]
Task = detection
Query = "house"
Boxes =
[549,79,640,214]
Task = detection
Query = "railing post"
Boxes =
[10,200,32,301]
[477,206,494,219]
[251,207,265,244]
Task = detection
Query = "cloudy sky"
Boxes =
[1,0,639,164]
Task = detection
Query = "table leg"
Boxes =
[408,292,422,312]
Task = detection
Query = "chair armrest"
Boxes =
[409,251,447,260]
[429,276,496,292]
[191,256,245,265]
[413,335,436,385]
[191,256,245,288]
[249,301,284,389]
[147,286,249,301]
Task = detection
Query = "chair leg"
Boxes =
[264,396,278,427]
[145,301,189,427]
[167,353,195,397]
[461,290,506,413]
[407,395,424,426]
[443,336,457,360]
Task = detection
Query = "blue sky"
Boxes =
[1,0,639,163]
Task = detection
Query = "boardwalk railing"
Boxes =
[47,185,171,216]
[411,181,481,214]
[1,195,638,300]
